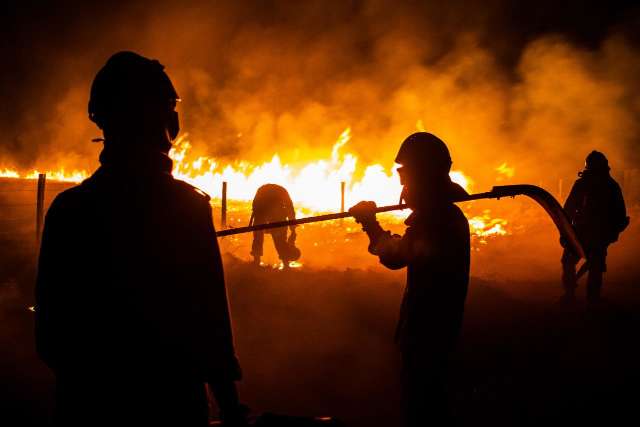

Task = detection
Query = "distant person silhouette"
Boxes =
[35,52,247,427]
[561,150,629,304]
[349,132,470,427]
[249,183,300,268]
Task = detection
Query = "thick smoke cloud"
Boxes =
[2,6,640,424]
[1,0,639,192]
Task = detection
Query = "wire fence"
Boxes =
[2,170,639,244]
[0,176,76,243]
[0,175,345,244]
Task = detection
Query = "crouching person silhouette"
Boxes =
[349,132,470,427]
[35,52,247,427]
[250,184,300,268]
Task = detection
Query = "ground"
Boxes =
[1,178,639,425]
[2,253,639,426]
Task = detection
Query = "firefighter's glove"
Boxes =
[559,236,568,249]
[349,201,378,230]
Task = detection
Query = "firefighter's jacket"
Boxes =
[35,151,240,385]
[368,198,470,354]
[362,198,470,358]
[251,183,295,228]
[564,170,628,248]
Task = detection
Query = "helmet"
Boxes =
[585,150,609,171]
[395,132,452,174]
[88,51,180,140]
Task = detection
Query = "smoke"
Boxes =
[2,6,640,422]
[2,0,639,185]
[2,0,640,282]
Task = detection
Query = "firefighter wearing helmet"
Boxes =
[35,52,247,426]
[561,150,629,304]
[349,132,470,427]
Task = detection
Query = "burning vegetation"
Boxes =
[1,3,639,275]
[1,3,640,426]
[0,125,510,267]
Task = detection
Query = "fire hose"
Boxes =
[216,184,585,262]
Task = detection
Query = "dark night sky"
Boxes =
[1,0,639,168]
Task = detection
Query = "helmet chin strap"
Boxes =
[399,187,406,204]
[166,109,180,141]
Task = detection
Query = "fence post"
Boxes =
[558,178,563,201]
[340,181,345,213]
[36,173,46,247]
[221,181,227,229]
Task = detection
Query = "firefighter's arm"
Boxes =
[559,181,582,248]
[613,182,630,233]
[285,196,297,234]
[194,200,248,424]
[200,202,241,378]
[349,201,419,269]
[210,381,249,426]
[34,199,64,370]
[369,231,415,270]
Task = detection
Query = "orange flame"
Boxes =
[170,129,474,215]
[0,168,20,179]
[495,162,516,181]
[1,128,509,240]
[1,168,87,182]
[468,210,508,240]
[26,169,89,183]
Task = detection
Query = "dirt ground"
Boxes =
[2,178,639,426]
[2,250,640,426]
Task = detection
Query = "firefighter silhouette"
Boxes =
[250,184,300,268]
[349,132,470,427]
[561,150,629,303]
[35,51,247,426]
